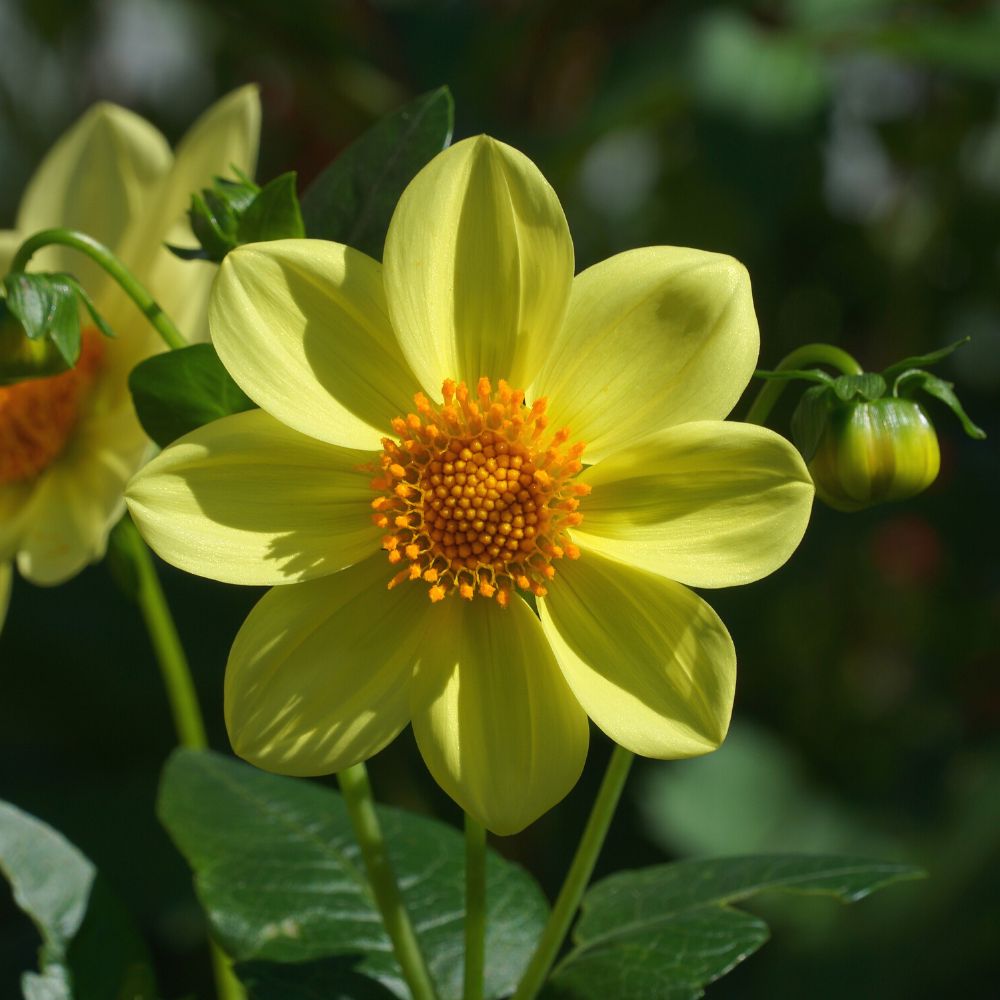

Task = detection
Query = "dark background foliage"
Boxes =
[1,1,998,996]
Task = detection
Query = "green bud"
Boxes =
[804,397,941,512]
[0,299,72,383]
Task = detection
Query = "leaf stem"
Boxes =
[745,343,863,426]
[512,745,635,1000]
[337,763,439,1000]
[110,518,243,1000]
[10,227,187,351]
[464,815,487,1000]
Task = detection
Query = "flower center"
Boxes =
[370,377,590,606]
[0,329,104,485]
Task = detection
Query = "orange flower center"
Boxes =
[370,377,590,606]
[0,329,104,485]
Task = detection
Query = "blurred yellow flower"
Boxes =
[127,136,814,834]
[0,87,259,590]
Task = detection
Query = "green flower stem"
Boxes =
[512,745,635,1000]
[744,342,864,426]
[10,227,187,351]
[337,764,439,1000]
[464,815,487,1000]
[111,518,243,1000]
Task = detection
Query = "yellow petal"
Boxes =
[0,561,11,632]
[125,409,380,585]
[212,241,421,449]
[226,553,429,776]
[383,135,573,393]
[540,552,735,759]
[531,247,759,461]
[0,480,37,562]
[574,421,814,588]
[16,103,171,290]
[125,85,262,342]
[411,595,589,835]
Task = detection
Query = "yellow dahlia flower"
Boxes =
[126,136,814,834]
[0,87,260,589]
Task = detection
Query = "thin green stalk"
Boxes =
[338,764,439,1000]
[111,518,242,1000]
[744,342,863,427]
[464,815,487,1000]
[10,227,187,351]
[512,745,635,1000]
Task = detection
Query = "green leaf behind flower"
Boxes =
[0,799,156,1000]
[128,343,256,448]
[158,749,548,1000]
[544,855,924,1000]
[301,87,454,259]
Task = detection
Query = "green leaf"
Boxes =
[58,275,115,341]
[128,343,256,448]
[831,373,886,402]
[790,383,835,461]
[301,87,454,259]
[0,799,156,1000]
[238,172,306,244]
[158,749,548,1000]
[880,337,971,380]
[546,855,924,1000]
[2,272,81,366]
[236,957,398,1000]
[893,369,987,440]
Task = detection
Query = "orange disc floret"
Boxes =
[370,377,590,606]
[0,328,104,485]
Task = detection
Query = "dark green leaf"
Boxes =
[894,369,987,440]
[752,367,834,385]
[301,87,454,259]
[238,172,306,244]
[2,272,81,366]
[547,855,924,1000]
[790,384,834,461]
[881,337,971,380]
[0,799,156,1000]
[128,343,256,448]
[832,373,886,402]
[158,749,548,1000]
[236,957,398,1000]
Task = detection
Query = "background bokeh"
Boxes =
[1,1,998,997]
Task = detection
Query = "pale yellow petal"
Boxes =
[14,396,148,585]
[125,408,379,585]
[226,553,429,776]
[0,480,38,561]
[16,103,171,291]
[540,552,735,759]
[0,562,11,632]
[411,595,589,835]
[0,230,19,273]
[574,421,814,588]
[211,241,421,449]
[383,135,574,394]
[531,247,759,461]
[128,85,262,342]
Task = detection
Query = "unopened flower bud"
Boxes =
[806,398,940,512]
[0,301,71,383]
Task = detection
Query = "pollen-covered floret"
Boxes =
[369,376,590,605]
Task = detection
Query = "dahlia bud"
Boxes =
[805,397,940,512]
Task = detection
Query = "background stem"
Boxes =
[512,745,635,1000]
[744,342,864,427]
[338,763,439,1000]
[10,227,187,351]
[464,815,487,1000]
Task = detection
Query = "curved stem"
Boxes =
[111,518,242,1000]
[512,746,635,1000]
[464,815,487,1000]
[337,764,439,1000]
[10,228,187,351]
[744,342,863,427]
